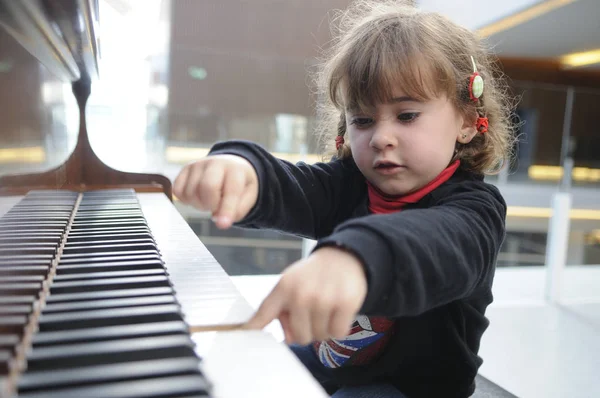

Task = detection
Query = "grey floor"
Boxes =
[478,266,600,398]
[231,266,600,398]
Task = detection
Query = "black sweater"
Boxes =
[209,140,507,398]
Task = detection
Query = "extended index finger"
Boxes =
[244,286,285,331]
[213,168,246,229]
[173,165,191,202]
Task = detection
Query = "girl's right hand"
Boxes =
[173,154,259,229]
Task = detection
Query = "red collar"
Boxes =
[367,160,460,214]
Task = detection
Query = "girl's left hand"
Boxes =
[244,247,368,345]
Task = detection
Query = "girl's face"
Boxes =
[346,88,476,196]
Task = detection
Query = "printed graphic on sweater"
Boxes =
[314,315,395,368]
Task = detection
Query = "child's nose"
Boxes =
[370,123,398,150]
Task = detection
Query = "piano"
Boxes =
[0,1,327,397]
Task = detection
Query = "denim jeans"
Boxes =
[290,344,406,398]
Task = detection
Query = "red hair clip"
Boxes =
[335,135,345,150]
[476,116,489,134]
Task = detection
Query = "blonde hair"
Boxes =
[312,0,516,174]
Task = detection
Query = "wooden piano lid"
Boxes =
[0,77,172,199]
[0,0,172,199]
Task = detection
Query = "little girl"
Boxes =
[174,1,513,397]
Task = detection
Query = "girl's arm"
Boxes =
[208,140,365,239]
[316,180,507,317]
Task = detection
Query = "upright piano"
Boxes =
[0,1,327,397]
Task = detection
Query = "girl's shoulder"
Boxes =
[427,169,506,211]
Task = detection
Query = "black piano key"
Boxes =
[0,209,66,216]
[42,295,176,313]
[60,250,160,261]
[56,260,164,274]
[4,206,71,212]
[0,234,62,247]
[14,206,71,211]
[76,205,140,211]
[0,246,57,256]
[67,226,151,235]
[77,207,141,214]
[25,189,78,196]
[58,253,161,265]
[0,316,28,334]
[0,223,68,230]
[0,305,33,316]
[0,283,42,296]
[49,275,170,294]
[0,230,63,236]
[0,255,53,264]
[0,275,45,284]
[63,238,156,249]
[52,269,166,282]
[0,334,20,351]
[0,266,50,277]
[0,296,36,306]
[38,304,183,331]
[0,229,65,243]
[14,202,74,207]
[0,243,57,249]
[80,195,138,200]
[66,232,153,243]
[78,199,139,205]
[74,212,142,217]
[0,349,13,375]
[45,286,174,304]
[4,222,63,229]
[72,218,146,225]
[32,321,189,347]
[83,189,135,194]
[7,207,73,213]
[74,213,144,221]
[0,214,70,222]
[26,334,197,371]
[62,242,158,255]
[70,220,148,230]
[0,256,52,273]
[18,357,203,392]
[18,375,210,398]
[0,235,62,244]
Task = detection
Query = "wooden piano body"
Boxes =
[0,1,327,397]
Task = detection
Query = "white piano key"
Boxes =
[194,330,328,398]
[137,193,254,329]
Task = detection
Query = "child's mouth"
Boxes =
[374,161,405,174]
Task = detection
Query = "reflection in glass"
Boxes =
[0,27,78,177]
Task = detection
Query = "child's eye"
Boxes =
[398,112,420,123]
[350,117,373,128]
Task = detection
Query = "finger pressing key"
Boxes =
[173,165,191,202]
[196,162,225,212]
[244,286,285,332]
[213,169,246,229]
[183,162,207,208]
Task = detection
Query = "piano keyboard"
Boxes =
[0,189,225,398]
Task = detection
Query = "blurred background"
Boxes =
[1,1,599,397]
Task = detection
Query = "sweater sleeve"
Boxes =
[208,140,365,239]
[315,181,507,317]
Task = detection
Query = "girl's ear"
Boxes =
[456,109,478,144]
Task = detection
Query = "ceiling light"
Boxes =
[560,49,600,68]
[477,0,577,37]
